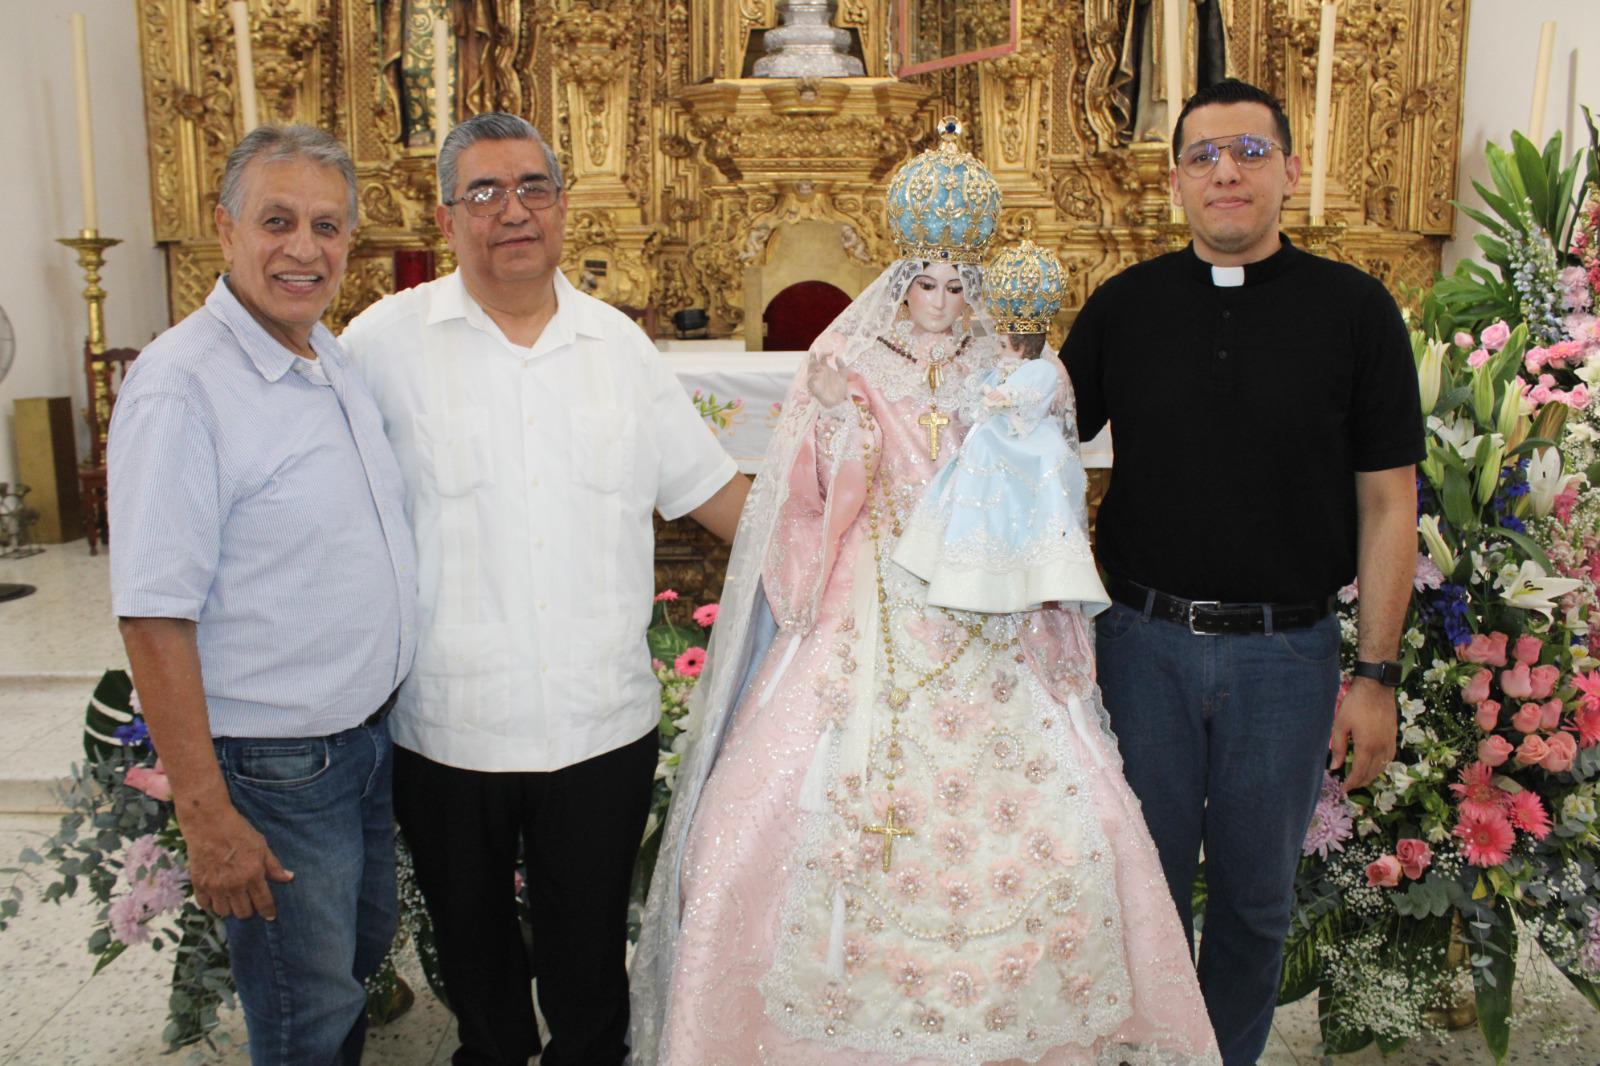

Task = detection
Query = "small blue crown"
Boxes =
[885,117,1001,264]
[985,240,1066,334]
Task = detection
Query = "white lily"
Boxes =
[1428,415,1495,465]
[1525,447,1580,517]
[1498,559,1583,618]
[1577,354,1600,387]
[1417,337,1446,415]
[1417,514,1456,573]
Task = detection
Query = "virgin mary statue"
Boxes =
[630,119,1221,1066]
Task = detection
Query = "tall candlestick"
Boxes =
[1163,0,1185,223]
[433,16,451,150]
[1528,20,1556,143]
[1308,1,1337,226]
[69,14,98,233]
[229,1,259,131]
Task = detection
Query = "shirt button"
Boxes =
[538,600,547,610]
[530,478,540,488]
[1221,310,1232,319]
[526,416,535,426]
[1218,349,1229,359]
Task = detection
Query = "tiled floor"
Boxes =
[3,541,1600,1062]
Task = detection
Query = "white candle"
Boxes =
[433,16,451,150]
[1308,1,1338,226]
[1528,20,1556,143]
[229,1,259,132]
[69,13,98,233]
[1163,0,1184,222]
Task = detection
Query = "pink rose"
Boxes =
[1515,734,1551,767]
[1458,632,1509,666]
[1467,348,1491,369]
[1540,698,1564,732]
[1365,854,1403,888]
[1475,699,1503,732]
[1530,665,1561,700]
[1464,669,1493,705]
[1479,735,1515,767]
[1482,320,1511,351]
[1542,732,1578,773]
[1526,348,1549,373]
[124,760,172,803]
[1571,384,1593,410]
[1513,635,1543,665]
[1512,702,1543,733]
[1395,838,1434,880]
[1454,331,1476,349]
[1501,663,1534,700]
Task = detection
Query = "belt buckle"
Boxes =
[1186,600,1221,635]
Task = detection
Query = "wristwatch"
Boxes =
[1352,659,1403,687]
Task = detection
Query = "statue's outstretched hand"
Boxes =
[806,350,850,408]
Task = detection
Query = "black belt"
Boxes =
[1105,574,1335,635]
[362,688,400,728]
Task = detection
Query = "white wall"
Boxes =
[1444,1,1600,272]
[0,1,168,485]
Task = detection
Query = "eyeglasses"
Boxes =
[443,180,561,217]
[1176,134,1285,178]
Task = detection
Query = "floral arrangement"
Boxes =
[631,589,718,916]
[1282,120,1600,1062]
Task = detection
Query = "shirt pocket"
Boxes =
[571,405,635,494]
[413,409,493,497]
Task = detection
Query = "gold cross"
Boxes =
[918,407,950,460]
[862,805,915,872]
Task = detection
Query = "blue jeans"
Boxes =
[214,718,397,1066]
[1095,601,1340,1066]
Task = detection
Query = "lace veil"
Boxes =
[628,258,992,1060]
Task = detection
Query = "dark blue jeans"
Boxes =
[214,718,397,1066]
[1096,601,1340,1066]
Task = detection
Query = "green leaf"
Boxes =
[646,625,692,664]
[1474,909,1517,1064]
[92,939,128,975]
[1496,526,1557,577]
[1563,969,1600,1012]
[1442,467,1475,530]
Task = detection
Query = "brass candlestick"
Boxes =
[56,230,122,355]
[57,229,122,462]
[1283,221,1346,257]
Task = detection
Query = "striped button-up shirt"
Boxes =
[109,277,417,738]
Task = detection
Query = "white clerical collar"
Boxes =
[1211,265,1246,287]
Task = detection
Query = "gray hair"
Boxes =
[437,113,563,203]
[218,125,359,225]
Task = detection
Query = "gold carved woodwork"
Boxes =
[138,0,1468,352]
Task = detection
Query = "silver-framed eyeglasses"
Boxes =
[444,180,561,217]
[1177,134,1284,178]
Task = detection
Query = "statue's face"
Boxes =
[903,263,966,333]
[1169,101,1301,266]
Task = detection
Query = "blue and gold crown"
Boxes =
[985,240,1065,334]
[886,117,1002,264]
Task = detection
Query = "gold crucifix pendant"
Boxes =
[862,805,915,872]
[918,407,950,460]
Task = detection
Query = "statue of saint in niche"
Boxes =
[1114,0,1230,144]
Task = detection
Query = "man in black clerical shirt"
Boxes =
[1062,79,1423,1066]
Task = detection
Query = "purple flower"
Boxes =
[1302,772,1356,858]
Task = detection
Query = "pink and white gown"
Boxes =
[651,340,1219,1065]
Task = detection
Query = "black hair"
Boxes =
[1172,78,1292,160]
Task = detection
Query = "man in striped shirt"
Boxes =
[108,125,417,1065]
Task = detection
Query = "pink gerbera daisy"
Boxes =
[692,603,720,627]
[1453,809,1516,867]
[1507,790,1553,840]
[674,647,706,677]
[1448,762,1507,820]
[654,589,679,603]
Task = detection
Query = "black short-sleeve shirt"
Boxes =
[1061,236,1425,603]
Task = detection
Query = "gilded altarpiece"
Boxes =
[136,0,1467,600]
